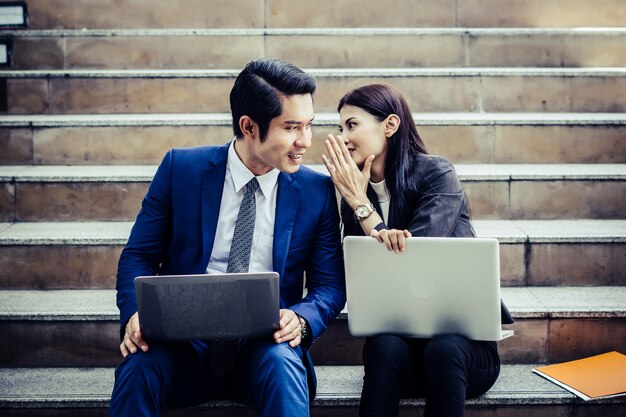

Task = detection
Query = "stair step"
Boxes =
[1,365,624,416]
[9,28,626,69]
[1,164,624,221]
[0,220,623,289]
[24,0,626,29]
[26,0,264,30]
[2,112,625,165]
[5,287,622,321]
[5,68,625,114]
[269,0,626,29]
[4,112,626,127]
[0,287,624,367]
[3,163,624,180]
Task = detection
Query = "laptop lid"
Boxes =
[134,272,280,341]
[343,236,512,341]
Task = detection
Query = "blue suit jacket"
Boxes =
[116,143,346,396]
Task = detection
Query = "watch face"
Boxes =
[354,204,373,220]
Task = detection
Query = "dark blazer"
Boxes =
[342,153,514,324]
[116,143,347,397]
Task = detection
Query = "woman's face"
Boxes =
[338,105,388,167]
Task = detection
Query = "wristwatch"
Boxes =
[353,203,375,222]
[297,314,309,340]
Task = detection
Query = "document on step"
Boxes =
[532,351,626,401]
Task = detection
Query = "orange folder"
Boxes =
[532,351,626,401]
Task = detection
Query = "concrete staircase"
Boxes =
[1,0,625,416]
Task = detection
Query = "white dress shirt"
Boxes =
[206,140,279,274]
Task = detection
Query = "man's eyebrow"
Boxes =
[283,117,315,125]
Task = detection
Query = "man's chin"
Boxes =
[278,163,301,174]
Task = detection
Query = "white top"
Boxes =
[370,179,390,223]
[206,140,279,274]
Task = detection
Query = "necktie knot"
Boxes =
[245,177,260,195]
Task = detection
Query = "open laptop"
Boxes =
[134,272,280,341]
[343,236,513,341]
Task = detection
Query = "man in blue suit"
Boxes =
[109,58,346,417]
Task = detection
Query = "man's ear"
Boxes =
[239,116,258,140]
[384,114,400,138]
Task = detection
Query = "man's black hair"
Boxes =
[230,58,316,141]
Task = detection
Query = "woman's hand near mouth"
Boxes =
[322,133,374,209]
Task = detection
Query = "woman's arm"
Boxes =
[406,157,471,237]
[323,134,411,252]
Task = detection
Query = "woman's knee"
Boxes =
[424,334,468,368]
[363,335,412,368]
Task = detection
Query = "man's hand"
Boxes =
[273,309,302,348]
[120,312,149,358]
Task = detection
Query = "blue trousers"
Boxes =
[109,338,309,417]
[359,334,500,417]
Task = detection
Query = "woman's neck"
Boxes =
[370,158,385,183]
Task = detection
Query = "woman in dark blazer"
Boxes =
[322,83,514,417]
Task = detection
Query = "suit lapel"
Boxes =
[201,144,229,267]
[273,172,300,278]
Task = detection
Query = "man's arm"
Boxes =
[289,179,347,349]
[116,151,174,346]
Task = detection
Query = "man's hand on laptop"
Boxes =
[273,309,302,348]
[120,312,149,357]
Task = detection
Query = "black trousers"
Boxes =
[359,334,500,417]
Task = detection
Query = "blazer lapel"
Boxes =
[273,172,300,278]
[201,144,229,267]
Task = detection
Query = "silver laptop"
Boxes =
[134,272,280,341]
[343,236,513,341]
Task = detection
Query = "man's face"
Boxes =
[247,94,314,175]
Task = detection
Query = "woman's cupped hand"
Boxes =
[322,133,374,209]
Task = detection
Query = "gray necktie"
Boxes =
[209,177,259,377]
[227,177,260,273]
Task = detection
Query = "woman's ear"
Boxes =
[239,116,258,140]
[384,114,400,138]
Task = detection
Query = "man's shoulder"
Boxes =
[168,144,227,162]
[292,165,333,187]
[162,144,229,172]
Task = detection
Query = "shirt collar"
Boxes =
[228,139,279,198]
[370,178,390,203]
